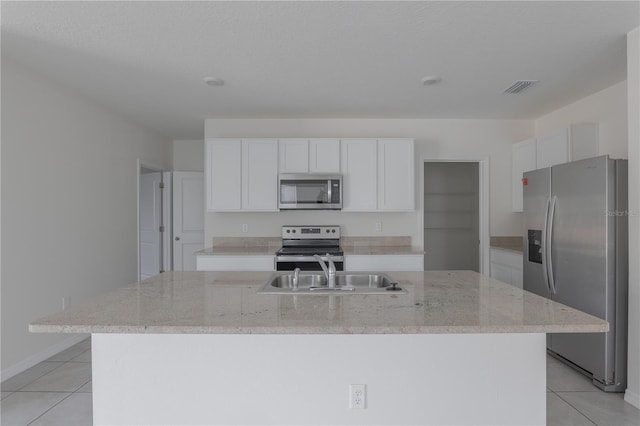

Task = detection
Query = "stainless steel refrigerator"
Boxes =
[523,155,628,392]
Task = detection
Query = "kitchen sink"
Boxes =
[258,272,406,295]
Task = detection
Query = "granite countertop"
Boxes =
[490,236,524,253]
[30,270,607,335]
[197,246,423,256]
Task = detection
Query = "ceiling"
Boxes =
[2,1,638,140]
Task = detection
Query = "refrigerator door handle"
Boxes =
[547,196,558,294]
[541,198,551,293]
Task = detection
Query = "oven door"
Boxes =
[275,256,344,271]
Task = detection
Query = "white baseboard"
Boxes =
[1,334,89,382]
[625,389,640,409]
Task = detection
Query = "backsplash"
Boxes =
[211,236,413,249]
[212,237,282,250]
[341,236,412,250]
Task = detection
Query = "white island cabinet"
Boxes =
[31,270,607,426]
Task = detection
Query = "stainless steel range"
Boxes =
[275,225,344,271]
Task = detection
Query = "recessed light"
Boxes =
[421,75,442,86]
[204,76,224,86]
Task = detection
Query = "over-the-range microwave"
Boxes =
[278,174,342,210]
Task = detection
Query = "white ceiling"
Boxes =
[2,1,638,140]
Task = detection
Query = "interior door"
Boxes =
[173,171,204,271]
[423,162,479,271]
[140,171,162,280]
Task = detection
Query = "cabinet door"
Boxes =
[569,123,599,161]
[341,139,378,211]
[242,139,278,211]
[512,138,537,212]
[490,262,513,285]
[206,139,241,211]
[279,139,309,173]
[309,139,341,173]
[378,139,414,211]
[536,129,569,168]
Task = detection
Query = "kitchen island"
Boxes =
[30,270,607,425]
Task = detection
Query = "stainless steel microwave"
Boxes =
[278,174,342,210]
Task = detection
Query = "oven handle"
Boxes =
[276,255,344,262]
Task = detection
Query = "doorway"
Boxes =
[423,161,482,272]
[138,163,167,280]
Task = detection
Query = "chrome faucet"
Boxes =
[292,267,301,289]
[314,254,337,288]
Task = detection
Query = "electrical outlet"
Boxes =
[375,222,382,232]
[349,384,366,409]
[241,224,248,233]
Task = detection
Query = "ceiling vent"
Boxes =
[503,80,539,94]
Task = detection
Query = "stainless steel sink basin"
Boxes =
[258,272,406,295]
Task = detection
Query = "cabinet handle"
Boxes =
[175,237,181,241]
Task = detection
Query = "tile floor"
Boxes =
[1,339,639,425]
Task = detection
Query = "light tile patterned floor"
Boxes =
[1,339,639,425]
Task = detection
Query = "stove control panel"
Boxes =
[281,225,340,239]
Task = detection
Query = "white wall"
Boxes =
[172,139,204,171]
[625,27,640,409]
[535,81,628,158]
[1,57,172,373]
[203,119,533,247]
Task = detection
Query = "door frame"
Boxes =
[137,160,169,281]
[419,157,490,274]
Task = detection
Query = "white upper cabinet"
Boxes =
[206,139,242,211]
[206,139,278,212]
[536,129,570,168]
[278,139,309,173]
[378,139,414,211]
[309,139,341,173]
[242,139,278,211]
[512,124,598,212]
[207,137,414,213]
[341,139,378,211]
[511,138,537,212]
[341,138,415,212]
[278,139,341,173]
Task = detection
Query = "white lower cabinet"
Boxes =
[344,255,423,271]
[196,255,275,271]
[489,248,523,288]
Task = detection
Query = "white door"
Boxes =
[173,172,205,271]
[140,172,162,280]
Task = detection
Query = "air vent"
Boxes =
[503,80,539,94]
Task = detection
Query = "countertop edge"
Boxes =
[29,324,608,335]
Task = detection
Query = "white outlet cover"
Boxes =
[349,384,366,409]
